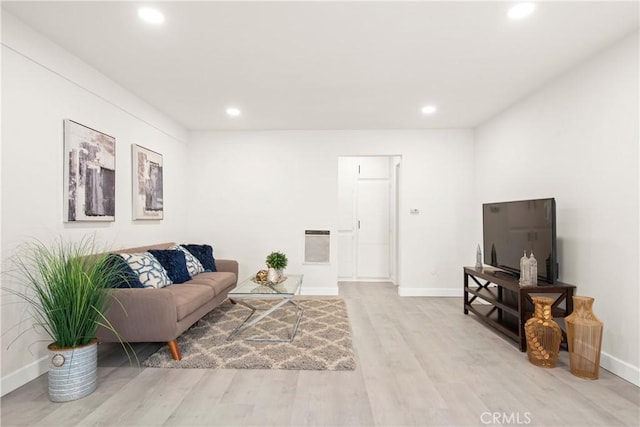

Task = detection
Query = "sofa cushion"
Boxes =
[148,249,191,284]
[187,272,236,297]
[181,244,216,272]
[119,252,173,289]
[106,254,145,289]
[162,284,215,321]
[170,244,204,277]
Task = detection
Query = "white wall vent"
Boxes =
[304,230,330,263]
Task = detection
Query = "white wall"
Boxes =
[1,13,190,394]
[186,130,475,296]
[475,32,639,385]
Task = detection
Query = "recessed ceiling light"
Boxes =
[226,107,241,117]
[421,105,437,115]
[508,2,536,20]
[138,7,165,24]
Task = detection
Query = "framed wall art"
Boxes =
[63,119,116,222]
[132,144,163,220]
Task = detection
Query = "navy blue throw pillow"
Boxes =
[181,244,216,272]
[106,254,145,289]
[147,250,191,284]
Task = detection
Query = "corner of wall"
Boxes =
[600,351,640,387]
[0,355,48,397]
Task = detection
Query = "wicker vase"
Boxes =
[525,297,562,368]
[565,296,603,379]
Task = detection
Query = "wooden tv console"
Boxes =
[463,266,576,352]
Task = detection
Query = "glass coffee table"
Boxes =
[227,274,304,342]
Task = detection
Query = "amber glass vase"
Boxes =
[524,296,562,368]
[565,296,603,379]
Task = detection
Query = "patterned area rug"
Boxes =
[142,298,356,370]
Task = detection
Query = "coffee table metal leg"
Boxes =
[227,300,257,340]
[227,297,304,342]
[287,299,304,341]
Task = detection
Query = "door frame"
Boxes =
[337,155,401,284]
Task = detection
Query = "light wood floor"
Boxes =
[2,282,638,426]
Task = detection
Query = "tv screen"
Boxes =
[483,198,557,284]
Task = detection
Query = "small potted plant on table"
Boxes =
[265,251,288,283]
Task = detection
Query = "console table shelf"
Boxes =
[463,267,576,352]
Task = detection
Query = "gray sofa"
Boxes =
[96,242,238,360]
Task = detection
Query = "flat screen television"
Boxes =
[483,198,558,284]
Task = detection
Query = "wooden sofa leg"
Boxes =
[168,340,182,360]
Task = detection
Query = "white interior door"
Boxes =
[338,156,397,281]
[356,180,390,278]
[337,157,357,278]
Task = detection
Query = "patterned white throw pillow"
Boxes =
[119,252,173,289]
[170,244,204,277]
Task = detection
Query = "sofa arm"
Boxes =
[216,259,238,278]
[97,288,178,343]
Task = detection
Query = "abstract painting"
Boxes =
[63,120,116,222]
[132,144,163,220]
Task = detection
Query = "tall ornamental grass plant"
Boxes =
[8,236,121,349]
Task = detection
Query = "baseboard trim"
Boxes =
[300,287,339,296]
[600,351,640,386]
[1,355,49,397]
[398,287,462,297]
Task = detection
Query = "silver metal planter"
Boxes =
[47,339,97,402]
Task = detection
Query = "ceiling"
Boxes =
[2,1,639,131]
